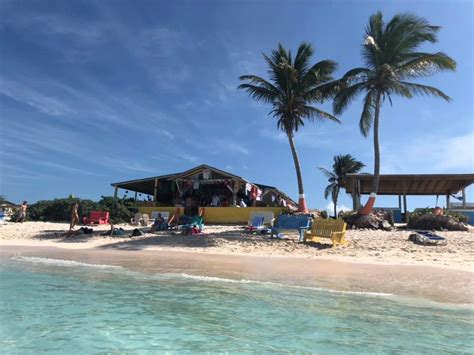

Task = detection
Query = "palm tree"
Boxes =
[238,43,339,212]
[319,154,365,218]
[333,12,456,214]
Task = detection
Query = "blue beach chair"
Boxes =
[271,215,312,241]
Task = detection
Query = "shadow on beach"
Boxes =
[96,227,335,251]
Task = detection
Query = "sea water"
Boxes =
[0,256,472,353]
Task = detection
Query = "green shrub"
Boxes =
[410,207,469,224]
[97,196,137,224]
[26,196,136,223]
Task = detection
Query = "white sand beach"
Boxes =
[0,221,472,272]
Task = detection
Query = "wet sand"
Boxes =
[1,245,472,305]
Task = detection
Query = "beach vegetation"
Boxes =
[333,12,456,214]
[26,196,136,223]
[239,42,340,212]
[319,154,365,218]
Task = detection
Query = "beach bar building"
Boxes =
[346,173,474,223]
[111,164,297,223]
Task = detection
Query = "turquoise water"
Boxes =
[0,257,473,353]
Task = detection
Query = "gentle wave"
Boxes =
[11,256,124,270]
[173,272,394,297]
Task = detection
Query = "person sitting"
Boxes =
[211,194,220,207]
[221,197,229,207]
[149,213,167,232]
[238,198,247,208]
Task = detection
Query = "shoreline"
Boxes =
[1,244,473,305]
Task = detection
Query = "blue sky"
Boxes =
[1,0,473,211]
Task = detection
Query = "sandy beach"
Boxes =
[1,221,473,304]
[1,221,473,271]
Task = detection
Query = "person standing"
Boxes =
[69,202,79,232]
[16,201,28,223]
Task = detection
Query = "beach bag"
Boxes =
[112,228,125,236]
[131,228,144,237]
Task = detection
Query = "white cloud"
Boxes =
[382,131,474,173]
[0,79,74,116]
[325,202,351,215]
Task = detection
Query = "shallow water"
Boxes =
[0,256,473,353]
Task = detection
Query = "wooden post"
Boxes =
[403,194,408,222]
[114,186,118,198]
[446,195,450,210]
[134,191,138,201]
[398,195,401,209]
[154,179,158,203]
[462,188,466,208]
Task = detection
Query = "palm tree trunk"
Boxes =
[360,91,382,215]
[287,133,308,212]
[372,92,382,194]
[333,186,339,218]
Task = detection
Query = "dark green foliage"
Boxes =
[319,154,365,218]
[97,196,137,224]
[319,210,328,219]
[410,208,469,224]
[26,196,137,223]
[28,198,99,222]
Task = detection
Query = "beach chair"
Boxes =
[83,211,110,225]
[131,212,142,225]
[304,219,347,246]
[245,215,265,232]
[250,211,275,226]
[141,214,150,226]
[271,215,312,241]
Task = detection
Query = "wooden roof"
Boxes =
[111,165,262,197]
[345,174,474,196]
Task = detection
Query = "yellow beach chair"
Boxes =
[304,219,347,246]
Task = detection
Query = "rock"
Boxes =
[407,214,468,231]
[342,210,394,230]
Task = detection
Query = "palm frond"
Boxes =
[398,81,451,101]
[333,81,368,115]
[396,52,456,79]
[303,106,340,123]
[324,184,334,200]
[359,90,376,136]
[318,167,335,179]
[237,83,279,103]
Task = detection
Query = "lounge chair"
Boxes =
[245,216,265,232]
[250,211,275,226]
[271,215,312,241]
[83,211,110,225]
[304,219,347,246]
[141,214,150,226]
[131,212,142,225]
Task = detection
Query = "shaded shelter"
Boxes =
[346,173,474,221]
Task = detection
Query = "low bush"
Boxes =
[26,196,137,224]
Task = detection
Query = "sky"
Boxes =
[1,0,473,212]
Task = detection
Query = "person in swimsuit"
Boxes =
[69,202,79,232]
[16,201,28,223]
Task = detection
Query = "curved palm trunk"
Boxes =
[333,186,340,218]
[360,92,382,215]
[287,133,308,212]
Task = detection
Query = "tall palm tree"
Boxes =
[319,154,365,218]
[333,12,456,214]
[238,43,339,212]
